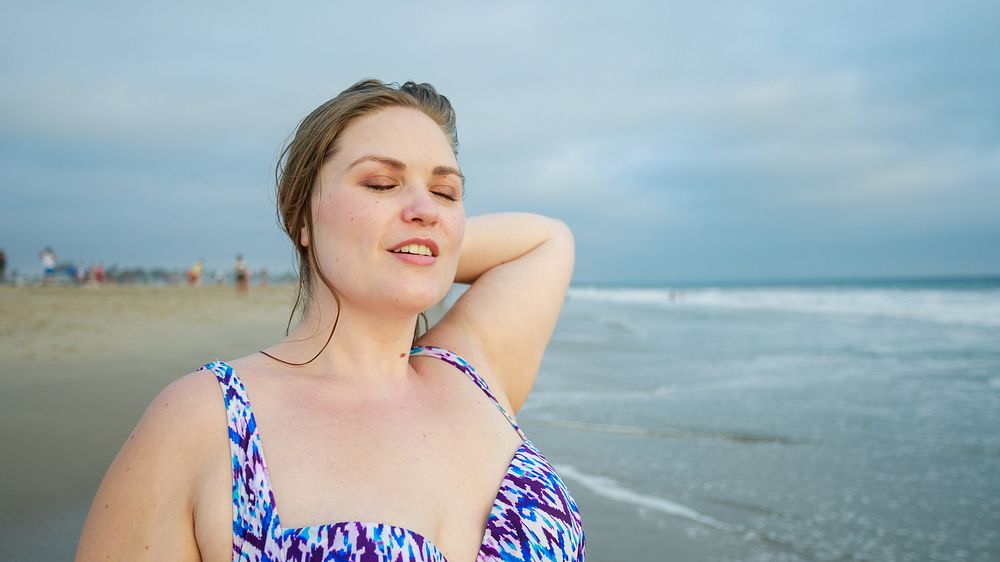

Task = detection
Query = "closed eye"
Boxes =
[433,191,459,202]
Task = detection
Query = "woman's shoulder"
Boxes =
[121,365,233,514]
[138,365,231,464]
[161,351,279,423]
[121,356,252,489]
[414,327,519,412]
[76,366,230,559]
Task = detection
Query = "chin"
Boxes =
[384,282,450,314]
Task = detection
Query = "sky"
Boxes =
[1,0,998,284]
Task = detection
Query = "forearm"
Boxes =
[454,212,570,285]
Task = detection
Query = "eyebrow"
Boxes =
[349,154,466,184]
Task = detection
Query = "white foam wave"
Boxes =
[520,387,674,410]
[552,333,605,345]
[554,464,737,532]
[569,286,1000,328]
[527,417,798,444]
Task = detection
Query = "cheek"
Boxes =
[445,216,465,269]
[315,191,358,230]
[313,194,384,255]
[451,214,466,246]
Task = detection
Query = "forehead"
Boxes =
[331,106,458,170]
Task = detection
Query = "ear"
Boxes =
[299,225,310,247]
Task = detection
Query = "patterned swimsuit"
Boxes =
[201,345,585,562]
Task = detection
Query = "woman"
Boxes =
[76,80,584,561]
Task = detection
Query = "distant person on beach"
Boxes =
[77,79,583,561]
[186,259,203,286]
[0,249,6,284]
[234,253,249,295]
[39,246,56,286]
[258,266,268,287]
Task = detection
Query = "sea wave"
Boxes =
[525,417,800,444]
[557,464,885,561]
[568,286,1000,328]
[554,464,737,532]
[522,386,675,406]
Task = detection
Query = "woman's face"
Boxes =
[306,106,465,315]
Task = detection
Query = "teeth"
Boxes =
[393,244,433,256]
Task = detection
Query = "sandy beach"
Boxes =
[0,284,302,559]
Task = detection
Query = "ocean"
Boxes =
[515,277,1000,561]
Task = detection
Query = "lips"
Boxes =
[387,237,440,257]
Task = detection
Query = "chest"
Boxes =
[193,359,524,562]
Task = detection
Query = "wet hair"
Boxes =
[269,79,458,365]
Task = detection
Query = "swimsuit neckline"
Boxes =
[214,358,533,560]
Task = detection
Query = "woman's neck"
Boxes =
[271,297,421,384]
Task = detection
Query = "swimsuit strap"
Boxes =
[200,360,283,556]
[410,345,527,441]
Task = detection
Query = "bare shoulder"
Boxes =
[414,325,509,408]
[133,368,229,458]
[145,368,228,435]
[414,324,486,374]
[76,368,227,561]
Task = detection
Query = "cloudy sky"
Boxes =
[2,1,998,283]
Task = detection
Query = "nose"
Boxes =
[401,185,439,225]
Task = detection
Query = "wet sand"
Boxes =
[0,284,300,560]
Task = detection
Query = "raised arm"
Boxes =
[426,212,575,412]
[75,372,219,561]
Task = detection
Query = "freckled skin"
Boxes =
[306,107,465,317]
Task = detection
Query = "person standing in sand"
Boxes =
[234,253,250,296]
[39,246,56,286]
[187,258,204,286]
[76,79,585,562]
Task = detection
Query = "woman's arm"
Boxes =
[76,373,216,561]
[431,212,575,412]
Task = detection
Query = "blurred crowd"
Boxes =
[0,246,278,289]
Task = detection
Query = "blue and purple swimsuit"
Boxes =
[201,345,585,561]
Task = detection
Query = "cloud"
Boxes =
[1,0,997,281]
